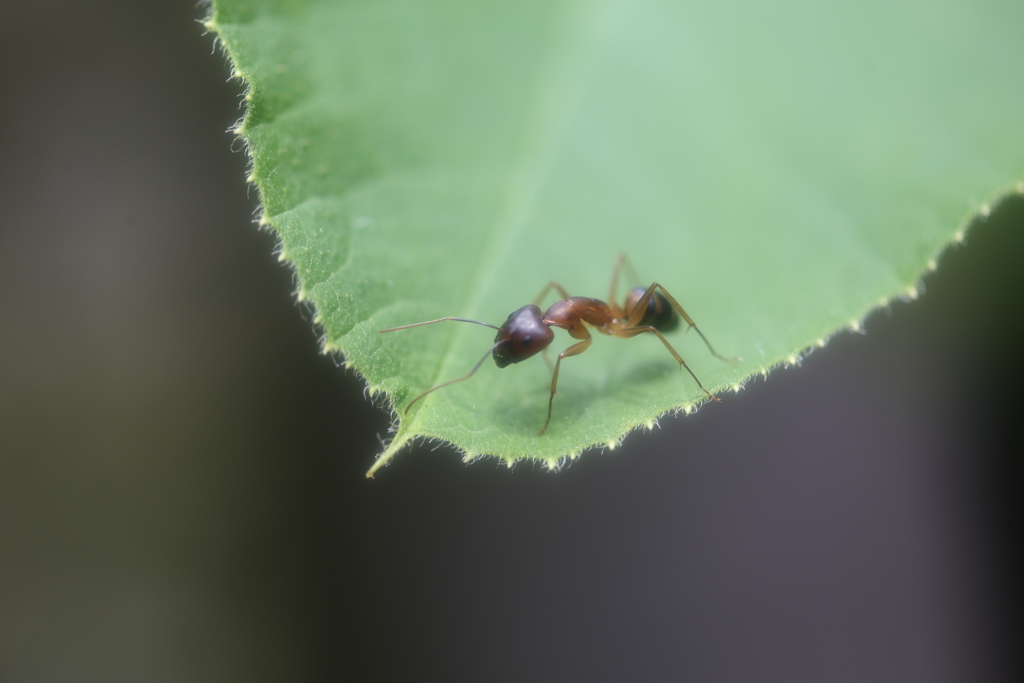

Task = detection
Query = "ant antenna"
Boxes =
[402,340,503,414]
[379,317,499,333]
[380,316,505,414]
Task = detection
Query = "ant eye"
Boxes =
[522,335,533,346]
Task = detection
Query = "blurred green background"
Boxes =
[0,2,1020,681]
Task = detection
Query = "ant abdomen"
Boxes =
[624,287,680,332]
[492,305,554,368]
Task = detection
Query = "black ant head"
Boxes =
[492,304,554,368]
[625,286,680,332]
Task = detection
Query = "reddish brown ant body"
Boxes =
[380,254,735,434]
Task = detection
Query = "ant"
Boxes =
[380,254,736,434]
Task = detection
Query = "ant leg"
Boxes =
[607,253,642,307]
[533,281,571,307]
[402,341,503,414]
[613,325,722,403]
[608,253,625,306]
[539,336,592,434]
[626,283,739,362]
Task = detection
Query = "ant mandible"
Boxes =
[380,253,736,434]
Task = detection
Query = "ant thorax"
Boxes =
[543,297,614,331]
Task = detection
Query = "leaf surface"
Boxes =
[206,0,1024,475]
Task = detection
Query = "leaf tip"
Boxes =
[366,435,411,477]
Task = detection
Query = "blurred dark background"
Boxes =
[1,2,1020,681]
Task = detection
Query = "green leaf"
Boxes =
[205,0,1024,476]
